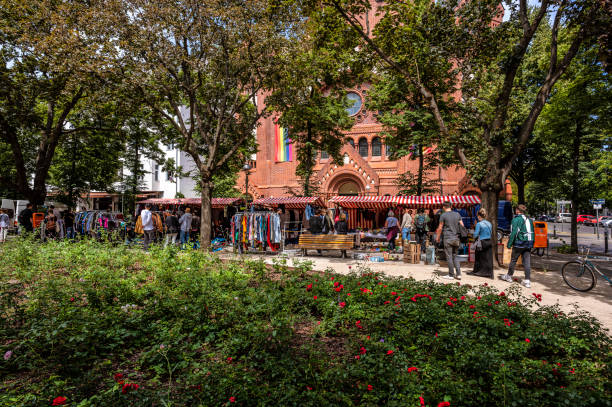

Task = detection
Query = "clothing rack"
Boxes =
[231,211,282,253]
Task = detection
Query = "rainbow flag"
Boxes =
[275,123,293,162]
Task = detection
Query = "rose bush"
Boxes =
[0,239,610,406]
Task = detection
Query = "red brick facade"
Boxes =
[237,86,471,200]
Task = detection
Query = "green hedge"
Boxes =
[0,239,610,406]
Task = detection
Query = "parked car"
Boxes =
[597,216,612,226]
[536,214,555,222]
[555,213,572,223]
[602,219,612,228]
[577,214,596,224]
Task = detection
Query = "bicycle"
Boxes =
[561,248,612,292]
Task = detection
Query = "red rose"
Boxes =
[419,396,425,406]
[229,396,236,402]
[70,297,75,302]
[499,292,505,297]
[313,295,317,299]
[469,305,475,309]
[339,302,346,308]
[446,301,453,306]
[391,292,397,296]
[525,338,531,343]
[438,402,451,407]
[386,350,394,355]
[114,373,124,382]
[384,301,390,304]
[306,284,313,291]
[121,383,139,394]
[494,301,500,305]
[407,367,418,373]
[355,355,360,359]
[52,397,67,406]
[367,384,373,391]
[227,357,233,362]
[460,296,466,300]
[306,386,313,391]
[331,277,334,280]
[334,281,339,287]
[360,346,367,354]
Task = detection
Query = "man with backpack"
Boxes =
[414,209,430,253]
[501,204,534,288]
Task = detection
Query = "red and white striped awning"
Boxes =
[137,198,182,205]
[251,196,325,209]
[395,195,481,208]
[328,195,480,209]
[182,197,244,208]
[328,195,398,209]
[138,197,244,208]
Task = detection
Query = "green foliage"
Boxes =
[267,20,358,196]
[530,45,612,213]
[1,240,610,406]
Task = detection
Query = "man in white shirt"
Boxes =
[400,208,413,244]
[141,204,155,251]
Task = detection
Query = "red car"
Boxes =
[577,215,596,225]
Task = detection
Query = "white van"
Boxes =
[15,200,30,227]
[556,213,572,223]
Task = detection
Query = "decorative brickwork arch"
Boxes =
[328,173,366,195]
[316,145,379,192]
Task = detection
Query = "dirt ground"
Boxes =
[221,251,612,334]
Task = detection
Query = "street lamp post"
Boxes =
[243,163,252,205]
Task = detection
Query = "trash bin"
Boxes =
[533,221,548,249]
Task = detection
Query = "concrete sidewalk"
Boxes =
[221,251,612,333]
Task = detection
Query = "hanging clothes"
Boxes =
[230,212,281,250]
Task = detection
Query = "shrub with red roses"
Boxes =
[0,240,610,406]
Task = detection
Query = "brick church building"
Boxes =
[237,1,511,202]
[238,86,481,200]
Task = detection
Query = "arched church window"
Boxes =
[358,137,368,157]
[372,137,382,157]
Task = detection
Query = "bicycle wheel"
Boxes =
[562,261,596,292]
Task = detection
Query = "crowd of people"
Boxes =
[10,200,535,287]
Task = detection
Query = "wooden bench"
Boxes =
[298,233,354,258]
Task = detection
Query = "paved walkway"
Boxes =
[221,252,612,333]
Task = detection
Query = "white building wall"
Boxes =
[143,144,200,199]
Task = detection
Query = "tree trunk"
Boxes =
[200,177,213,249]
[515,168,525,205]
[417,145,423,196]
[479,172,503,265]
[26,188,47,210]
[570,121,582,251]
[302,120,313,197]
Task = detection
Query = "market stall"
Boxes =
[251,197,326,246]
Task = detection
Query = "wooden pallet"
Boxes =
[403,253,420,264]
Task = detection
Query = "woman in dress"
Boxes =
[469,208,494,278]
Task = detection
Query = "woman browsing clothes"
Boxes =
[468,208,494,279]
